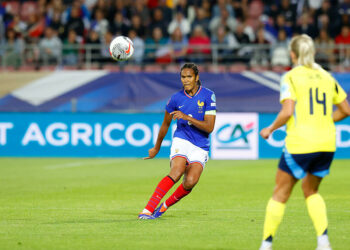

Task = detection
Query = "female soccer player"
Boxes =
[259,34,350,250]
[138,63,216,219]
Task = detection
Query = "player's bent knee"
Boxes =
[183,177,198,190]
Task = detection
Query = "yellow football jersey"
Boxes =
[280,65,347,153]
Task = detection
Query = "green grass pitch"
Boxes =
[0,158,349,250]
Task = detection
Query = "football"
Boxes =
[109,36,134,61]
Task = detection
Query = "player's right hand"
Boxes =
[143,147,159,160]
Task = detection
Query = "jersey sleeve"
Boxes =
[165,95,176,113]
[205,91,216,115]
[333,80,347,104]
[280,73,297,103]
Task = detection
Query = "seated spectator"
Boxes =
[187,25,211,63]
[144,27,169,63]
[38,26,62,66]
[168,10,191,38]
[211,26,236,63]
[212,0,235,18]
[3,29,24,69]
[130,0,150,27]
[110,11,130,36]
[295,12,318,39]
[64,6,85,40]
[209,8,237,35]
[85,29,101,63]
[99,30,115,65]
[276,0,296,28]
[250,28,270,67]
[62,29,80,66]
[315,29,335,69]
[264,14,292,42]
[128,29,145,64]
[7,14,27,34]
[270,29,290,67]
[191,7,210,37]
[48,10,65,40]
[233,22,252,63]
[130,15,146,39]
[91,8,109,40]
[335,25,350,66]
[315,0,341,38]
[149,8,169,38]
[168,27,188,63]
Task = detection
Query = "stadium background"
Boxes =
[0,0,349,159]
[1,1,350,250]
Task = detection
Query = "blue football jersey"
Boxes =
[166,85,216,151]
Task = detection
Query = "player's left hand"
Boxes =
[170,111,188,121]
[260,127,273,139]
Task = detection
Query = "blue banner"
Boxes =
[0,113,349,158]
[0,113,174,157]
[259,114,350,159]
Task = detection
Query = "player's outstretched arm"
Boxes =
[143,111,173,160]
[170,111,216,133]
[260,99,295,139]
[333,99,350,122]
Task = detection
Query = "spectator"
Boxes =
[149,8,169,38]
[211,26,235,63]
[314,0,341,38]
[168,10,191,38]
[62,0,91,32]
[64,6,85,39]
[110,11,130,36]
[144,27,168,63]
[128,29,145,64]
[168,27,188,63]
[3,29,24,69]
[85,29,101,63]
[209,8,237,35]
[212,0,235,18]
[315,29,335,69]
[130,15,146,39]
[39,26,62,66]
[250,27,270,67]
[295,12,318,39]
[233,22,252,63]
[48,10,65,39]
[335,25,350,66]
[130,0,151,28]
[273,14,292,39]
[99,30,114,65]
[191,7,210,36]
[62,29,79,66]
[270,29,290,67]
[232,0,247,22]
[91,8,109,40]
[276,0,296,28]
[91,0,109,21]
[187,25,211,63]
[158,0,173,24]
[8,14,27,34]
[26,13,46,41]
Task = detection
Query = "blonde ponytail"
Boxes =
[289,34,316,69]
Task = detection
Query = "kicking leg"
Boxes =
[153,162,203,218]
[138,157,186,219]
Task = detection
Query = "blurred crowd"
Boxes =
[1,0,350,70]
